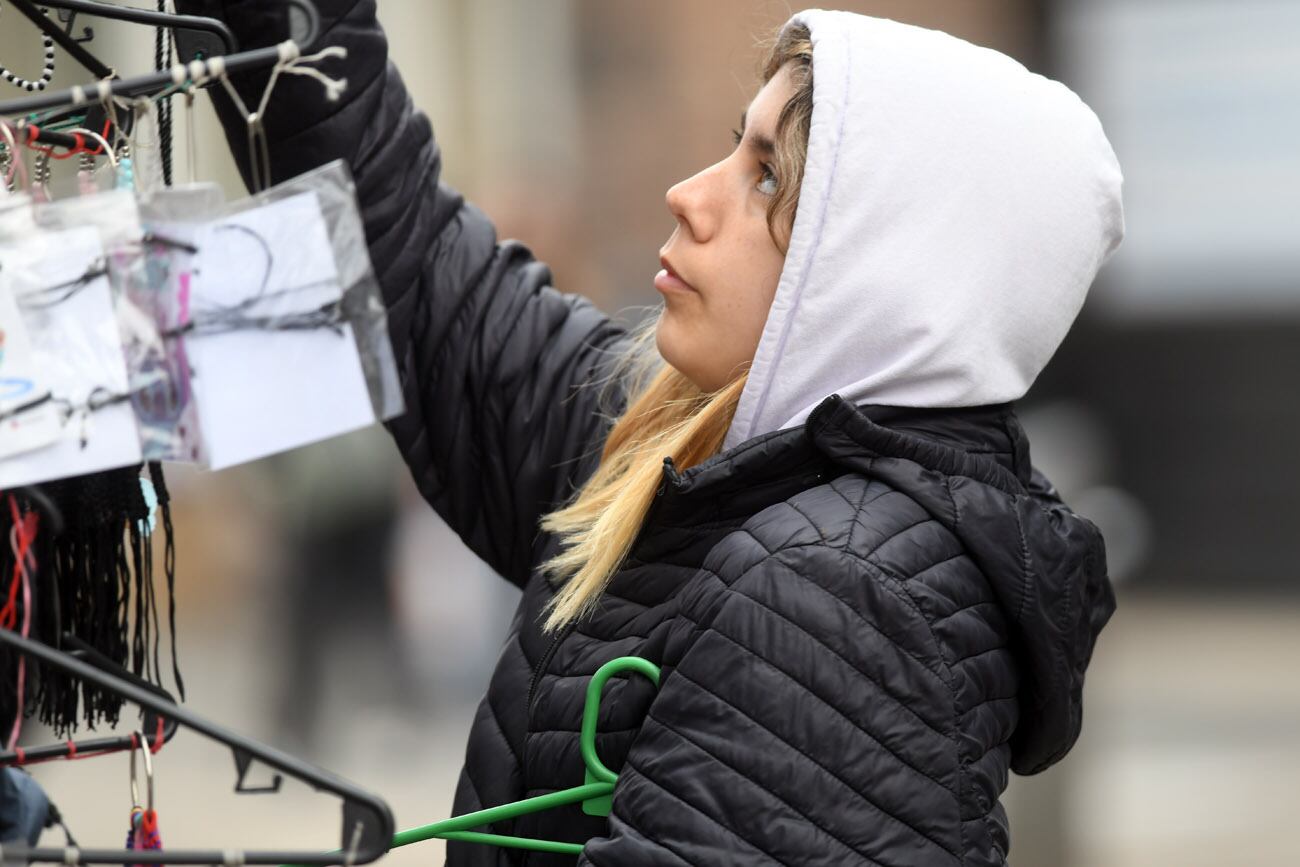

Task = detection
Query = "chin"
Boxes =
[654,311,744,393]
[654,315,705,390]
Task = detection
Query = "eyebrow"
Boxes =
[738,109,777,157]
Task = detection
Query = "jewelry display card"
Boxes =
[184,191,375,470]
[0,227,142,488]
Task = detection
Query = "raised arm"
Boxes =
[177,0,629,586]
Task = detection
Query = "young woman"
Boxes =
[188,2,1124,864]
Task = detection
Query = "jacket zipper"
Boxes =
[526,457,678,713]
[526,621,575,713]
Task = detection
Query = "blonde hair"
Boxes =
[539,23,815,632]
[762,23,815,252]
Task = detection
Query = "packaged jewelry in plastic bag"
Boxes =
[228,159,402,422]
[34,189,196,462]
[134,185,230,464]
[0,225,140,487]
[170,185,375,468]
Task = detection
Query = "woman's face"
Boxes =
[655,63,800,393]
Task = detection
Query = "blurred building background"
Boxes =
[3,0,1298,864]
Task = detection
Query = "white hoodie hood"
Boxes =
[723,10,1125,451]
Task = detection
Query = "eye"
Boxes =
[731,127,779,196]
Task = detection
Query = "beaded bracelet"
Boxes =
[0,5,57,93]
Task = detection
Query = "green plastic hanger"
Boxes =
[395,655,661,855]
[288,655,661,862]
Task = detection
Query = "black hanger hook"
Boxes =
[33,0,238,55]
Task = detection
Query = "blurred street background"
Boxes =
[4,0,1299,863]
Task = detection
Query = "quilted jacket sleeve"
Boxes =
[179,0,628,586]
[581,541,976,867]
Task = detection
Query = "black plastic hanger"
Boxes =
[0,627,394,865]
[0,633,179,768]
[5,0,113,81]
[8,0,238,65]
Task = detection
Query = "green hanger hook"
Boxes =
[380,655,661,859]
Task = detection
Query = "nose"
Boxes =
[665,160,724,243]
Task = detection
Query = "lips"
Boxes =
[656,255,697,294]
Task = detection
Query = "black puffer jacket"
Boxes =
[185,2,1116,864]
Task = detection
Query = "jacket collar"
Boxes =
[656,394,1030,527]
[806,395,1030,494]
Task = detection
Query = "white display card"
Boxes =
[186,191,376,470]
[0,227,142,487]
